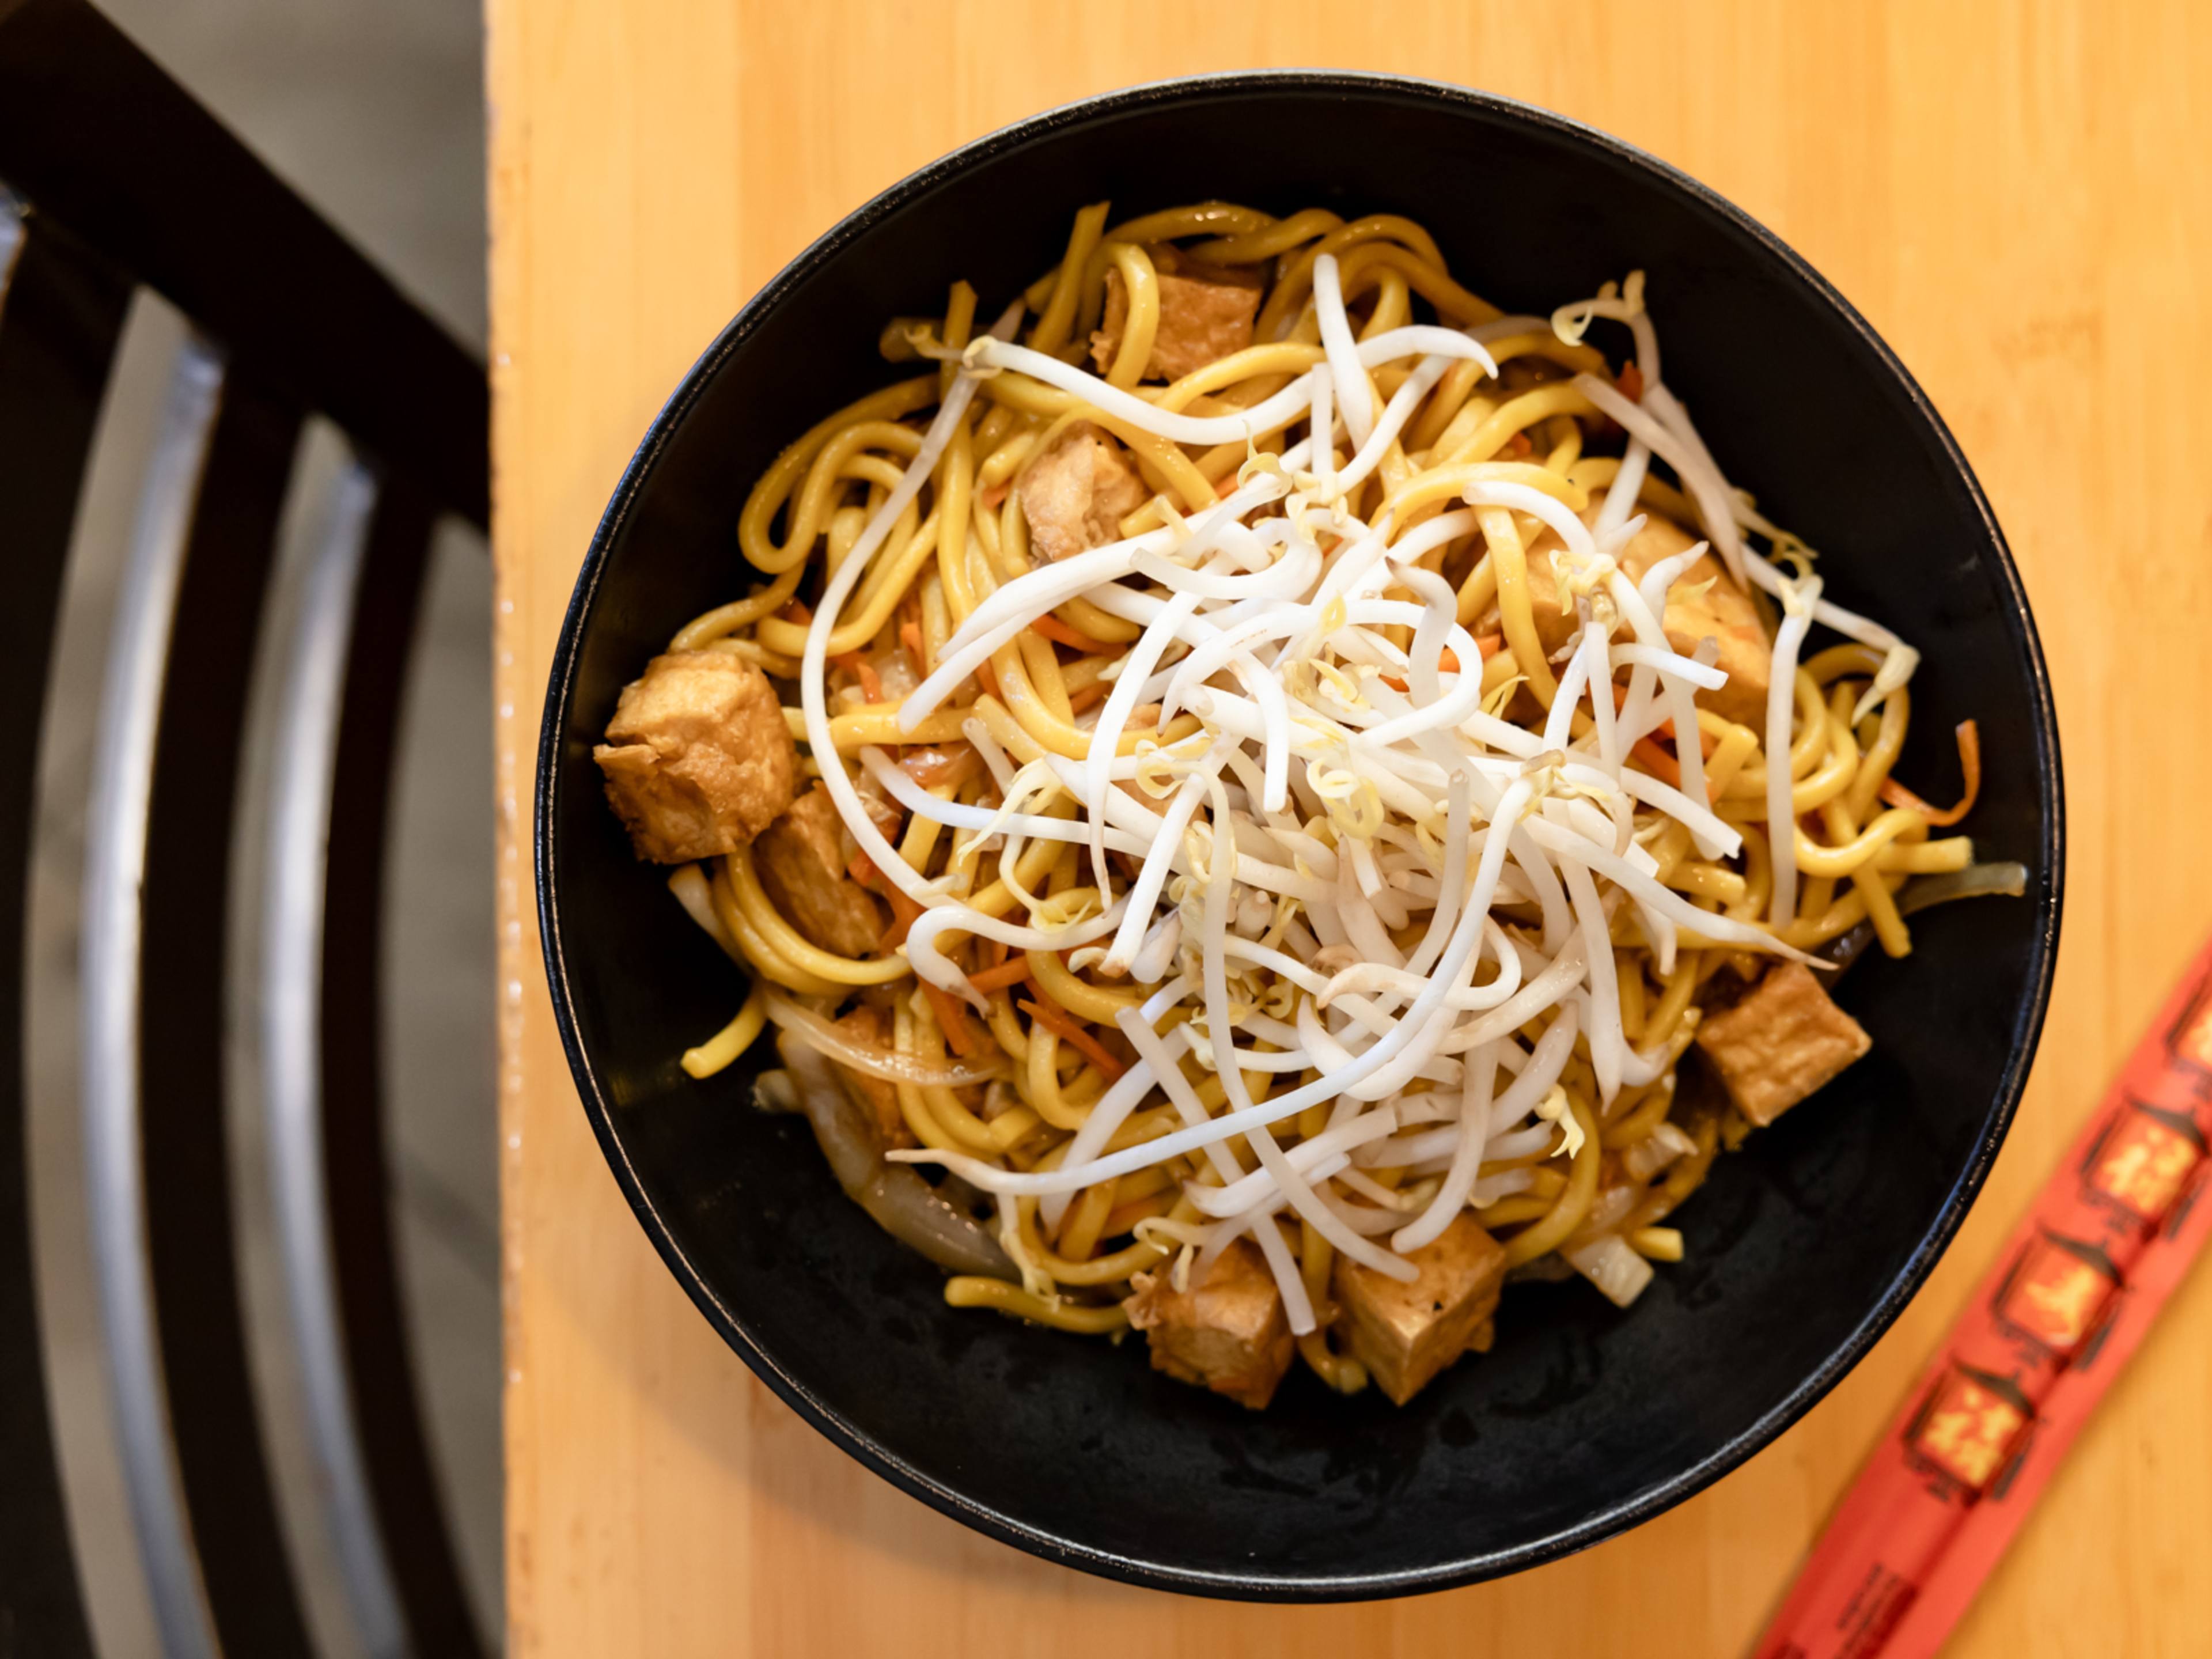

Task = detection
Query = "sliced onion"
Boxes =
[1897,861,2029,916]
[760,987,1006,1087]
[668,863,740,960]
[777,1033,1012,1278]
[1575,1183,1639,1238]
[1823,862,2032,974]
[751,1069,801,1115]
[1622,1121,1697,1183]
[1562,1230,1655,1308]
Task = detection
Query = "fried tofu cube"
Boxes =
[1090,245,1263,382]
[1524,492,1771,726]
[1695,961,1872,1127]
[829,1003,912,1150]
[752,785,887,959]
[594,651,796,863]
[1016,421,1150,563]
[1124,1238,1294,1410]
[1333,1214,1507,1406]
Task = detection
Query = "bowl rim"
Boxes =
[535,67,2065,1601]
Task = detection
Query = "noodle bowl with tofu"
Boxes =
[590,199,2019,1411]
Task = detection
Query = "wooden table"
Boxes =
[488,4,2212,1652]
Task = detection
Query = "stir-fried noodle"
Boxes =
[597,200,2009,1407]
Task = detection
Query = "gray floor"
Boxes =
[25,3,499,1653]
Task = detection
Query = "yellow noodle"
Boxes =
[944,1277,1128,1334]
[1501,1092,1603,1266]
[736,376,937,574]
[680,983,766,1079]
[1440,385,1599,468]
[709,863,840,997]
[1029,201,1110,358]
[1100,243,1161,389]
[1185,206,1343,266]
[1026,947,1142,1023]
[726,845,910,986]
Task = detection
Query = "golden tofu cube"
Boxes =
[594,651,796,863]
[1015,421,1150,563]
[1090,245,1263,383]
[1696,961,1872,1127]
[1525,492,1771,727]
[1124,1238,1294,1410]
[752,785,886,959]
[1333,1214,1506,1406]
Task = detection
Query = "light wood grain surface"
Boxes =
[487,4,2212,1653]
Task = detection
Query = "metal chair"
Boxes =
[1,0,489,1652]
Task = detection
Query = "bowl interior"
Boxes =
[539,75,2059,1598]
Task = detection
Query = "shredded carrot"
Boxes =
[1585,361,1646,438]
[851,853,926,952]
[1507,430,1533,457]
[877,883,923,952]
[1067,682,1108,714]
[1630,737,1685,792]
[1030,613,1117,653]
[900,617,926,675]
[980,481,1009,510]
[982,936,1010,972]
[924,982,979,1056]
[1018,991,1127,1082]
[1476,631,1503,661]
[831,650,883,703]
[782,598,813,626]
[1100,1190,1177,1239]
[965,957,1035,994]
[975,658,1003,701]
[1611,680,1719,755]
[1880,719,1981,826]
[900,743,979,791]
[1381,639,1497,695]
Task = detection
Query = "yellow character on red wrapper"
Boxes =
[1911,1367,2031,1490]
[2171,983,2212,1074]
[2088,1105,2203,1222]
[1998,1234,2115,1353]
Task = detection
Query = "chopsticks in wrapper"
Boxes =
[1755,933,2212,1659]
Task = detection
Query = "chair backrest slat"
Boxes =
[0,0,487,531]
[5,5,495,1650]
[265,461,484,1658]
[0,199,126,1659]
[82,338,315,1659]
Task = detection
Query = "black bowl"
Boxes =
[537,71,2062,1600]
